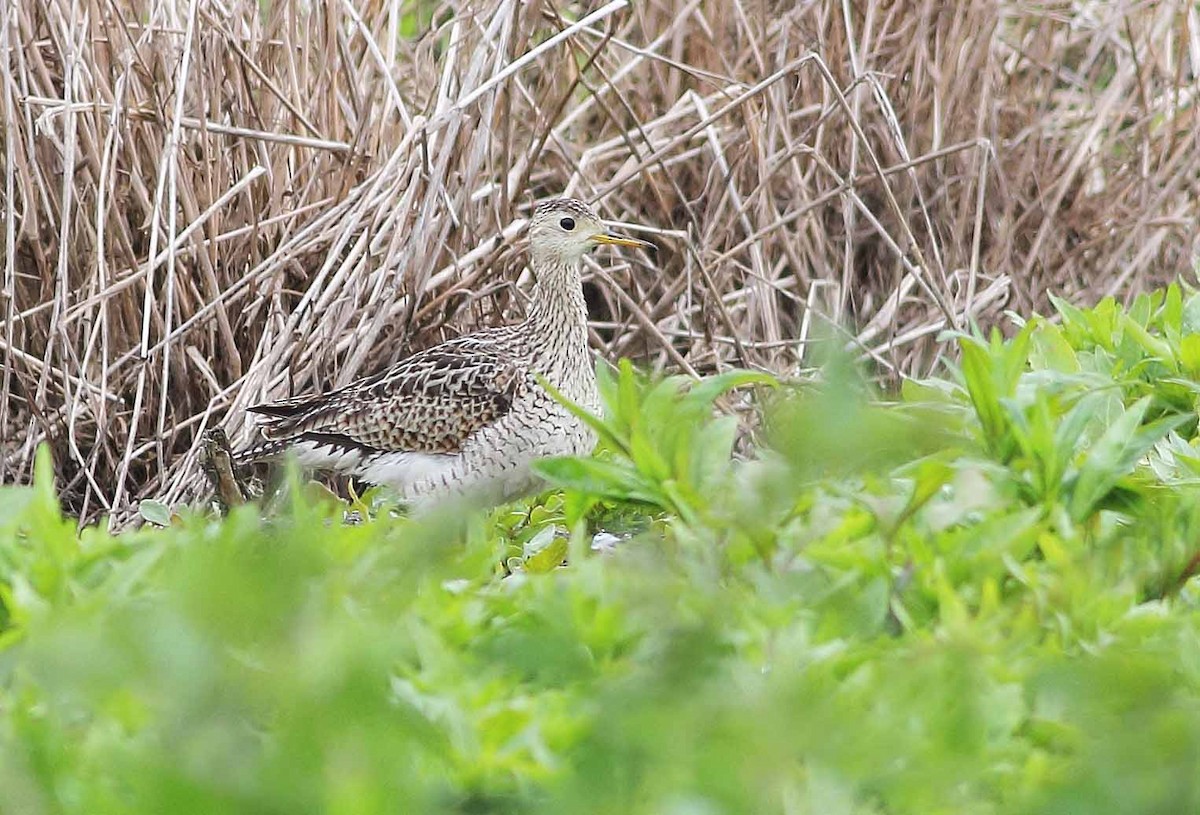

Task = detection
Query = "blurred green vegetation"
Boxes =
[5,285,1200,813]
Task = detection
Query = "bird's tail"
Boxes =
[247,390,349,441]
[232,438,294,467]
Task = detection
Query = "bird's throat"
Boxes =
[526,259,589,344]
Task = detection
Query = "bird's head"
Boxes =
[528,198,654,264]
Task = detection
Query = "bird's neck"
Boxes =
[525,255,589,344]
[522,255,596,406]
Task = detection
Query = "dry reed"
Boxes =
[2,0,1197,526]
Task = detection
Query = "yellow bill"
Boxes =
[590,232,656,250]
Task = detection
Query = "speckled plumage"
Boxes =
[235,198,652,507]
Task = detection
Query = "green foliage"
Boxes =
[5,286,1200,812]
[537,360,775,526]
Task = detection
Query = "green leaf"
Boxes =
[638,375,689,432]
[1050,393,1103,486]
[1120,315,1176,370]
[1183,291,1200,334]
[524,535,569,574]
[534,456,661,505]
[1179,335,1200,377]
[677,369,778,414]
[594,357,619,410]
[1069,398,1189,521]
[893,457,955,531]
[628,427,673,484]
[0,487,35,536]
[690,415,740,491]
[301,480,345,508]
[616,358,641,429]
[1029,322,1080,373]
[1002,320,1036,392]
[1163,282,1183,338]
[958,336,1008,454]
[138,499,173,528]
[32,443,60,522]
[1048,292,1085,323]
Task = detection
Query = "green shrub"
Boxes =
[4,287,1200,814]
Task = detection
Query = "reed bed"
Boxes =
[2,0,1197,525]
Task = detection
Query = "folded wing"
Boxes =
[246,336,527,458]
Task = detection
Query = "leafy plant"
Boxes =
[6,289,1200,813]
[536,360,775,526]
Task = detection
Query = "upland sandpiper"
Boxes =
[234,198,654,506]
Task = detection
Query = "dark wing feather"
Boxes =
[246,332,527,456]
[246,397,318,418]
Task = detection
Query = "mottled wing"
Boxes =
[246,333,527,457]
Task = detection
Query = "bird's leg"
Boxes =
[198,428,252,513]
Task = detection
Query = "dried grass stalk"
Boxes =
[1,0,1197,526]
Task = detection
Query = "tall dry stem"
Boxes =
[1,0,1197,525]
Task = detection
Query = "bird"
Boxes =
[233,197,655,508]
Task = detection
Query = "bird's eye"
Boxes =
[559,216,575,231]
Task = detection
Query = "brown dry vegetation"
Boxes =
[2,0,1198,526]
